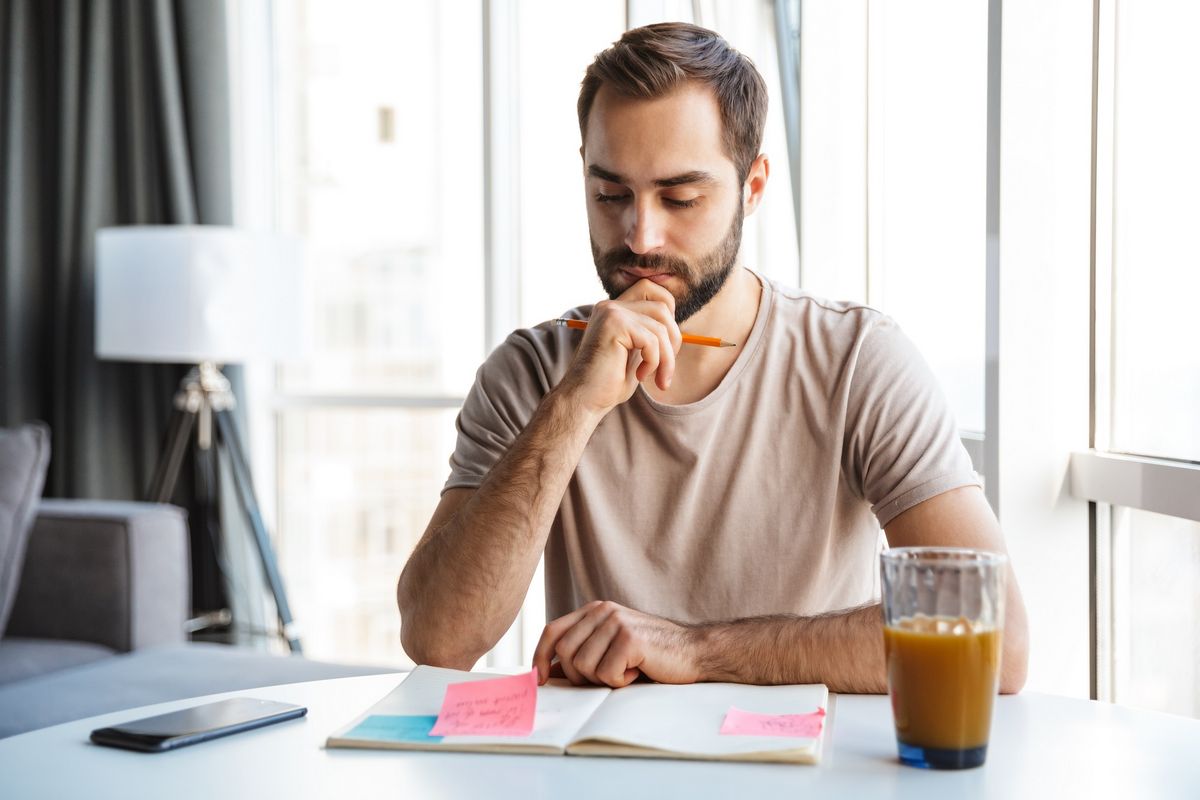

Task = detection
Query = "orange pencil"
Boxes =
[553,318,736,348]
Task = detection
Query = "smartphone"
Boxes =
[90,698,307,753]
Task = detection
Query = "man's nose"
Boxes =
[623,200,667,255]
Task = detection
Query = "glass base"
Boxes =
[897,740,988,770]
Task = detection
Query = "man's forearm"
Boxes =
[692,604,887,693]
[692,603,1026,693]
[398,387,601,667]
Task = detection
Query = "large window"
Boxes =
[235,2,1199,714]
[274,0,485,400]
[514,1,626,326]
[1107,1,1200,464]
[265,0,799,667]
[276,408,460,664]
[1077,0,1200,718]
[1110,508,1200,717]
[256,0,994,667]
[271,0,485,667]
[866,0,987,435]
[784,0,990,455]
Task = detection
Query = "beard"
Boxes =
[592,203,744,324]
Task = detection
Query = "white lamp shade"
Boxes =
[95,226,306,364]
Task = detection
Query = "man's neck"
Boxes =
[642,265,762,405]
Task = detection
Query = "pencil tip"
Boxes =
[721,341,736,347]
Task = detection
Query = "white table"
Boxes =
[2,674,1198,799]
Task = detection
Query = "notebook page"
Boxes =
[329,666,610,751]
[568,682,828,757]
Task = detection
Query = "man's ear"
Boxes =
[743,153,770,216]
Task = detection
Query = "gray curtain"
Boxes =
[0,0,257,626]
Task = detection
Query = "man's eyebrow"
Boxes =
[653,170,717,188]
[586,165,718,188]
[587,165,625,184]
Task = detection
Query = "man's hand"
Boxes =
[556,280,683,418]
[532,600,702,688]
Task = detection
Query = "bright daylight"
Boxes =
[1,0,1198,796]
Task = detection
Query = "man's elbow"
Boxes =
[396,576,490,669]
[998,625,1029,694]
[999,663,1027,694]
[400,625,481,671]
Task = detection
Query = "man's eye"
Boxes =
[592,193,698,208]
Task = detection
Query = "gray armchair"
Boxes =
[0,499,394,739]
[0,500,189,685]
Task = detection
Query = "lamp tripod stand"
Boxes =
[147,362,302,653]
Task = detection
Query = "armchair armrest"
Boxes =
[5,500,189,652]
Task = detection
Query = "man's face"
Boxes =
[583,83,745,323]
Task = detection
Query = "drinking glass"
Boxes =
[880,547,1007,769]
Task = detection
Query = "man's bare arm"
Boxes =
[696,486,1028,693]
[532,599,886,692]
[397,388,600,668]
[398,280,683,668]
[693,605,885,692]
[536,486,1029,694]
[882,484,1029,693]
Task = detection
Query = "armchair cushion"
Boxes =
[0,637,115,685]
[0,423,51,636]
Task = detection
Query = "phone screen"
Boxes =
[91,698,307,752]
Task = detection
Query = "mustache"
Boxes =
[596,247,689,277]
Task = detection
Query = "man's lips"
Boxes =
[621,268,676,285]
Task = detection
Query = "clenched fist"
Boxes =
[554,279,683,419]
[533,600,702,689]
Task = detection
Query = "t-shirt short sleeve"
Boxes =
[442,330,556,494]
[843,314,981,528]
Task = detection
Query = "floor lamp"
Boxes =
[95,226,305,653]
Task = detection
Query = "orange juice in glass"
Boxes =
[880,548,1006,769]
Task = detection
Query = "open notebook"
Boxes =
[327,666,830,765]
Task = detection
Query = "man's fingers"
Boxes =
[596,630,643,688]
[623,300,683,355]
[587,298,678,389]
[627,324,661,385]
[647,318,676,390]
[532,632,557,686]
[557,648,586,686]
[571,613,624,685]
[533,604,595,685]
[543,601,696,688]
[624,313,675,389]
[552,603,615,686]
[618,277,677,316]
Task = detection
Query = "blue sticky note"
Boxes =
[345,714,443,743]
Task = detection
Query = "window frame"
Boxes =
[1068,0,1200,705]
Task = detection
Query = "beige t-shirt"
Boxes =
[444,271,980,623]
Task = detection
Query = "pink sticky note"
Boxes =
[719,706,826,738]
[428,669,538,737]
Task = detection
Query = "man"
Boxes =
[397,22,1028,693]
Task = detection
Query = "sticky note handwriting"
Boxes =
[429,669,539,737]
[719,706,826,739]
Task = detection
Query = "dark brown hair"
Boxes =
[577,22,768,183]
